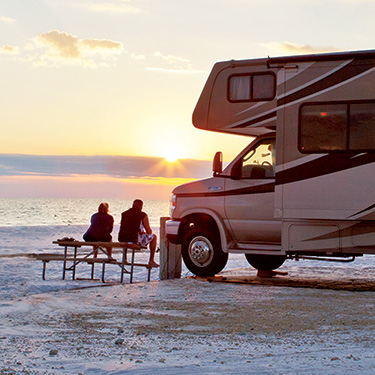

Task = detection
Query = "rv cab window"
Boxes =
[241,139,275,178]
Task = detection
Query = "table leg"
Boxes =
[91,262,95,280]
[62,246,67,280]
[130,248,135,284]
[121,247,125,283]
[42,261,47,280]
[101,262,106,283]
[72,246,78,280]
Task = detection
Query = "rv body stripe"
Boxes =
[349,203,375,218]
[296,223,375,244]
[275,154,322,173]
[175,182,274,198]
[232,111,276,129]
[228,59,375,131]
[236,99,273,116]
[281,66,375,111]
[276,153,375,186]
[277,59,375,107]
[277,60,352,101]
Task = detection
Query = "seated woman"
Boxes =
[83,202,114,257]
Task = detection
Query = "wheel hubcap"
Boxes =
[188,236,213,267]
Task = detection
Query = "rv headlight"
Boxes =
[169,194,176,217]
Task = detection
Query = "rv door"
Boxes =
[224,137,281,244]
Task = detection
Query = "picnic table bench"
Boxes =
[36,240,154,283]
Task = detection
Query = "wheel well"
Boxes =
[178,213,219,243]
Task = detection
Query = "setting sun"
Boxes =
[163,149,179,163]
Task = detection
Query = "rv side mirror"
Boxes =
[212,151,223,176]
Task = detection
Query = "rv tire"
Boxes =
[245,254,286,271]
[182,227,228,277]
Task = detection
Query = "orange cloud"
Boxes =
[0,44,18,54]
[263,42,340,56]
[31,30,123,67]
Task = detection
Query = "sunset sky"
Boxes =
[1,0,375,200]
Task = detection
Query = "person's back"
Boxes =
[118,199,159,267]
[83,203,114,242]
[83,202,114,257]
[118,207,145,242]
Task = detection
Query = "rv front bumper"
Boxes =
[165,220,181,244]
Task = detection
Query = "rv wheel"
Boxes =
[245,254,286,271]
[182,227,228,277]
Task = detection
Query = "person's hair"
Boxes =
[132,199,143,210]
[98,202,109,214]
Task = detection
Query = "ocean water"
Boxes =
[1,198,375,300]
[0,198,170,255]
[0,198,170,228]
[0,198,171,299]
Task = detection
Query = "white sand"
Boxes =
[1,274,375,374]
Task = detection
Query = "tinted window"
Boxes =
[300,101,375,153]
[228,73,275,102]
[229,75,251,101]
[253,74,275,100]
[300,104,347,152]
[349,103,375,150]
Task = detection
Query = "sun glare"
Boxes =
[163,149,179,163]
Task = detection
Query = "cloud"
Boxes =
[152,52,190,65]
[130,52,146,60]
[1,28,199,73]
[0,16,15,24]
[263,42,340,56]
[81,38,123,51]
[145,66,206,74]
[70,0,142,14]
[0,154,212,180]
[0,44,18,54]
[145,51,206,74]
[30,30,123,67]
[34,30,80,58]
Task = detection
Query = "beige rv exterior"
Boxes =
[166,50,375,276]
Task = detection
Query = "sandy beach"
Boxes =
[1,270,375,375]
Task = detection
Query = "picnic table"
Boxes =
[36,240,154,283]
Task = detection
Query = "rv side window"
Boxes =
[299,101,375,152]
[349,103,375,150]
[253,74,275,100]
[228,73,275,102]
[300,104,347,151]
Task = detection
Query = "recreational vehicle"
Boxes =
[166,49,375,276]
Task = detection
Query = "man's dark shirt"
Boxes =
[118,207,146,242]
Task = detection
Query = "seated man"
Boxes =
[118,199,159,268]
